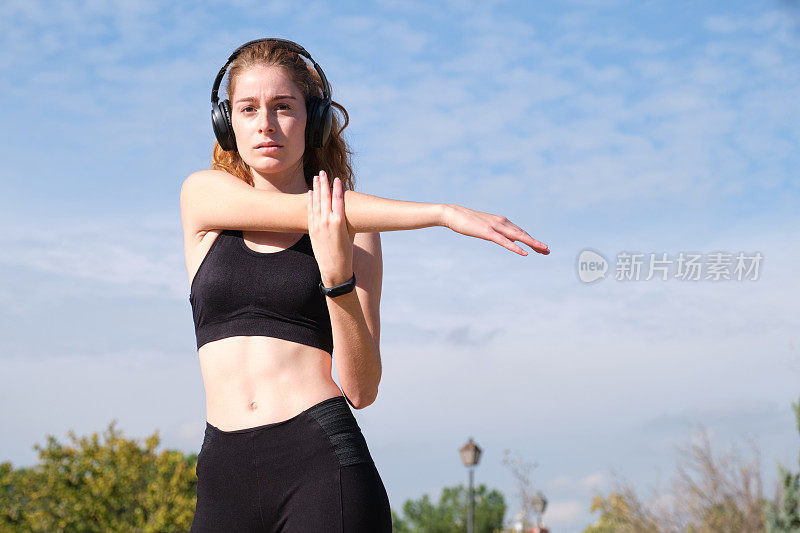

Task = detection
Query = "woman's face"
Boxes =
[230,65,307,179]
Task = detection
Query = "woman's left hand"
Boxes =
[308,170,355,287]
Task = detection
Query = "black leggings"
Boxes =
[190,395,392,532]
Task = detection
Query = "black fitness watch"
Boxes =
[319,273,356,297]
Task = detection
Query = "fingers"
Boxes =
[320,170,331,215]
[307,186,314,230]
[519,229,548,252]
[502,220,550,255]
[332,175,344,217]
[492,229,530,256]
[312,174,319,221]
[497,219,548,253]
[495,225,549,255]
[313,170,346,228]
[481,209,548,254]
[519,232,548,253]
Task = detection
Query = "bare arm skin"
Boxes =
[180,169,443,235]
[332,228,383,409]
[332,229,383,409]
[326,280,381,409]
[180,169,550,255]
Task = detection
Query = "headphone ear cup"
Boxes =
[305,97,320,149]
[212,99,236,151]
[319,102,332,148]
[221,99,235,151]
[306,96,333,149]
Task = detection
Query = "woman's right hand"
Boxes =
[442,204,550,256]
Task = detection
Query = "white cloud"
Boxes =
[0,213,187,303]
[578,472,606,490]
[541,499,585,527]
[547,471,606,492]
[335,3,798,218]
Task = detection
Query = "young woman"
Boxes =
[181,38,549,532]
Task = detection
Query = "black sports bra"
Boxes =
[188,229,334,354]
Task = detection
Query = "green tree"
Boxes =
[392,482,506,533]
[765,396,800,532]
[0,420,197,532]
[392,507,413,532]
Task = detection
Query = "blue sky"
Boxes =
[1,0,798,530]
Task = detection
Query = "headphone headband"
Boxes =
[210,37,333,151]
[210,38,331,106]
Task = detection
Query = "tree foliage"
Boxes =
[584,489,661,533]
[392,482,507,533]
[0,420,197,532]
[765,396,800,532]
[583,425,769,532]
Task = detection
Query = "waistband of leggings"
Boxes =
[205,394,348,435]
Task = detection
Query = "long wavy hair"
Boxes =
[211,40,355,192]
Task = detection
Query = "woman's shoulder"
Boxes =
[183,168,237,188]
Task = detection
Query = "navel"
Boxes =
[249,401,258,410]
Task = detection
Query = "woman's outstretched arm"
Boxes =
[180,169,549,255]
[181,169,442,234]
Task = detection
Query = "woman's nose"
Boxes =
[258,109,276,133]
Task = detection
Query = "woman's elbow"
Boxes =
[350,383,380,410]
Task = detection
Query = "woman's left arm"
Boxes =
[308,171,382,409]
[325,231,382,409]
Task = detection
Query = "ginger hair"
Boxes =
[211,40,356,191]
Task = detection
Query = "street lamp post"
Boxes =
[459,437,482,533]
[531,490,548,530]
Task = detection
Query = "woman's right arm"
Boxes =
[180,169,443,235]
[180,169,549,255]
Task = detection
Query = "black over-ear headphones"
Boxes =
[211,38,333,152]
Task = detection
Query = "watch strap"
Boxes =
[319,273,356,297]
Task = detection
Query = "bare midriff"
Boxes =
[187,228,344,432]
[198,335,343,431]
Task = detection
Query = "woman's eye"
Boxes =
[242,106,255,112]
[277,104,291,111]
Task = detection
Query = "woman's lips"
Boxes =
[255,146,281,153]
